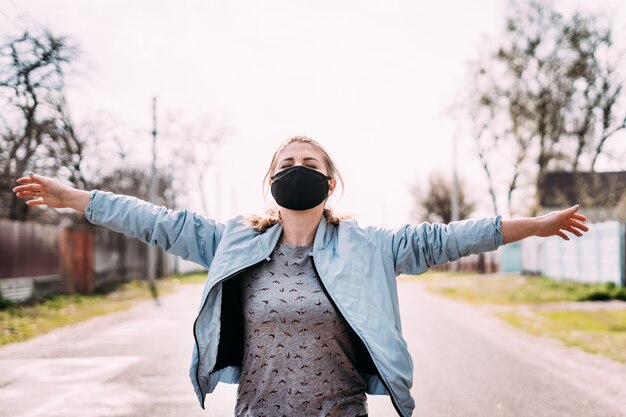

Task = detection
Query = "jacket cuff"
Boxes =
[84,190,98,223]
[494,215,504,247]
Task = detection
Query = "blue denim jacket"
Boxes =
[85,190,504,417]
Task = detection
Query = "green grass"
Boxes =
[400,271,476,283]
[499,309,626,363]
[0,273,207,346]
[414,272,626,363]
[422,273,626,305]
[171,272,207,285]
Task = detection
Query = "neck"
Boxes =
[279,206,324,246]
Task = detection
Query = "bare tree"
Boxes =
[0,29,85,220]
[89,165,176,208]
[462,66,502,216]
[461,0,626,216]
[411,172,475,224]
[75,107,228,214]
[160,113,229,213]
[78,118,178,207]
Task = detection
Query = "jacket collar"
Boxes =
[260,220,283,255]
[312,214,332,252]
[259,214,332,254]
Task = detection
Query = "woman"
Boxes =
[13,136,588,417]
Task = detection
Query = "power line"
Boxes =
[0,1,134,106]
[0,3,159,131]
[72,68,139,108]
[0,8,27,31]
[7,0,30,15]
[5,0,47,30]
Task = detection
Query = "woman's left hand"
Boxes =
[536,205,589,241]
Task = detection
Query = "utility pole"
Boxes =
[231,186,237,219]
[215,170,222,221]
[451,133,460,223]
[147,96,159,301]
[451,133,460,272]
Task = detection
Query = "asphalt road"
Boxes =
[1,278,625,417]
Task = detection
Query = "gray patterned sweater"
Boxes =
[235,242,368,417]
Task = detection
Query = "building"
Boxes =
[539,171,626,222]
[500,171,626,286]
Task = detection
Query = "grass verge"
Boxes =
[415,273,626,304]
[413,272,626,363]
[499,309,626,363]
[0,273,206,346]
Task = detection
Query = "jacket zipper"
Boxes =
[192,255,270,408]
[310,256,406,417]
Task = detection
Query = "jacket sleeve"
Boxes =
[84,190,224,269]
[369,216,504,276]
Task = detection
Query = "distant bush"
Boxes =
[581,291,612,301]
[0,294,15,310]
[577,282,626,302]
[613,289,626,301]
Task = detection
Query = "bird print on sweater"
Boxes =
[235,242,367,417]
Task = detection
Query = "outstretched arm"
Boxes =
[13,172,224,269]
[501,205,588,244]
[373,205,589,276]
[13,172,91,212]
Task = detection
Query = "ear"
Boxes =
[328,178,337,197]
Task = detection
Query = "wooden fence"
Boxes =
[0,219,177,302]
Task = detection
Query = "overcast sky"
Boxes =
[1,0,625,227]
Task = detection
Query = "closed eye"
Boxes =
[279,163,318,169]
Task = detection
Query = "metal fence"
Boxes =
[0,220,59,280]
[0,219,180,302]
[499,221,625,287]
[421,251,500,274]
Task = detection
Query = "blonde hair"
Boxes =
[244,136,346,231]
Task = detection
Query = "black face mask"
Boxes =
[270,165,331,211]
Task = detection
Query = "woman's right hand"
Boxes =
[12,173,91,213]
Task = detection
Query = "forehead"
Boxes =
[275,142,324,161]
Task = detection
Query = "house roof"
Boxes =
[540,171,626,208]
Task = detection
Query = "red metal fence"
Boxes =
[0,219,174,302]
[59,228,94,294]
[0,220,59,279]
[430,252,500,274]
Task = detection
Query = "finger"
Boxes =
[17,189,42,197]
[26,198,47,206]
[16,176,35,184]
[13,184,43,193]
[565,226,582,237]
[16,173,51,187]
[571,213,587,222]
[16,191,40,199]
[558,231,569,241]
[568,220,589,232]
[27,173,48,185]
[563,205,580,215]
